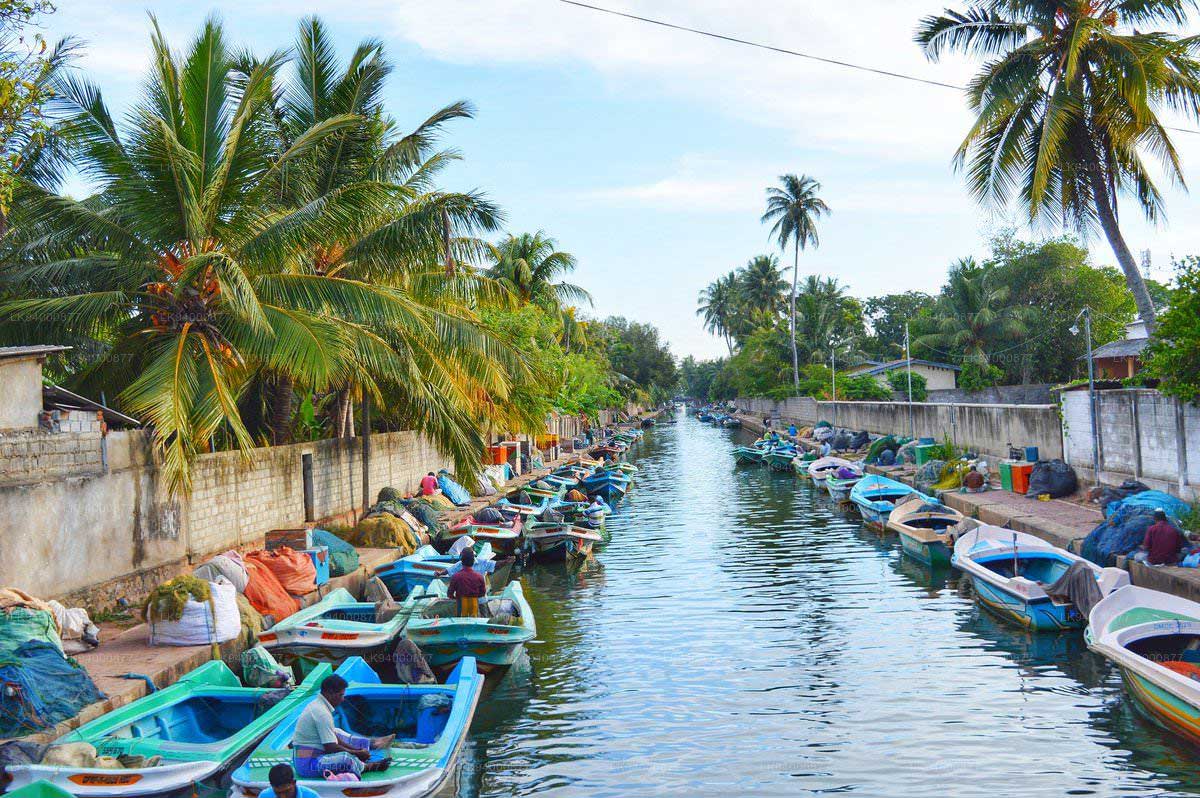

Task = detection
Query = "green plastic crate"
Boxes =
[914,444,937,465]
[999,461,1013,492]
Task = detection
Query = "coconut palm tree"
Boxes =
[697,271,741,355]
[794,275,863,365]
[487,231,591,312]
[916,258,1033,365]
[737,254,788,319]
[915,1,1200,327]
[761,174,830,391]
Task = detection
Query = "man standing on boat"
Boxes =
[292,675,392,779]
[448,548,487,617]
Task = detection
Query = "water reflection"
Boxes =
[451,412,1200,796]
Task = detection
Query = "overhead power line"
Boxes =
[556,0,1200,136]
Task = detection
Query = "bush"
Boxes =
[887,369,927,401]
[1144,257,1200,404]
[959,361,1002,392]
[840,374,891,401]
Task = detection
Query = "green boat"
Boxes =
[5,782,75,798]
[403,580,536,675]
[4,661,330,797]
[733,446,765,465]
[763,449,798,472]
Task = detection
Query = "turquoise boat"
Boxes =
[848,474,930,531]
[229,656,483,798]
[373,542,501,599]
[732,446,765,465]
[954,525,1130,631]
[403,580,536,675]
[886,493,966,567]
[763,447,798,472]
[5,661,328,797]
[4,782,75,798]
[1087,586,1200,749]
[258,588,409,667]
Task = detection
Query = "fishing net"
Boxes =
[0,607,63,661]
[235,593,264,648]
[932,461,972,491]
[1082,505,1160,566]
[865,435,897,464]
[143,575,210,623]
[405,501,448,542]
[243,559,300,624]
[0,641,104,738]
[241,645,294,689]
[377,486,403,503]
[352,515,420,554]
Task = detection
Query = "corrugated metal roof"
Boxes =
[43,385,142,428]
[857,358,961,375]
[0,345,70,360]
[1089,337,1150,359]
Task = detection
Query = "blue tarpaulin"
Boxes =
[1104,490,1189,520]
[437,472,471,506]
[1083,491,1191,567]
[0,641,104,738]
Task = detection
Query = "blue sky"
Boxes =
[43,1,1200,359]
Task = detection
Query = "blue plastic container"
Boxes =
[1024,446,1039,463]
[301,546,330,586]
[918,437,935,446]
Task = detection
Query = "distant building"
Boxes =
[845,358,960,391]
[0,345,139,432]
[1089,320,1151,380]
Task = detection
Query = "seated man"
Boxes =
[447,548,487,617]
[292,675,392,780]
[1136,509,1187,565]
[262,764,318,798]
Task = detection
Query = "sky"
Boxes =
[41,0,1200,359]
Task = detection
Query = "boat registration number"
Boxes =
[69,773,144,786]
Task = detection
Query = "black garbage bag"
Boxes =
[1027,459,1077,498]
[830,433,852,451]
[1094,480,1150,509]
[476,507,504,524]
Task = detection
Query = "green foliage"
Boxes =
[679,355,724,401]
[862,291,934,360]
[839,374,891,401]
[887,369,927,402]
[1144,257,1200,404]
[916,257,1033,367]
[959,361,1002,392]
[592,316,677,402]
[144,575,211,622]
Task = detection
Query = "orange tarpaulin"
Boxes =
[243,557,300,623]
[247,548,317,596]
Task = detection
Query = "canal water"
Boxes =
[455,413,1200,796]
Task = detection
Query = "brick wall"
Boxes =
[0,428,104,486]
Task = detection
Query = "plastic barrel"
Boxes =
[918,437,935,446]
[1024,446,1039,463]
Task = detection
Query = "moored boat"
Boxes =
[403,580,536,674]
[523,521,603,561]
[374,542,507,599]
[258,588,409,667]
[732,446,765,465]
[1087,586,1200,747]
[5,661,329,797]
[824,463,864,503]
[954,524,1129,631]
[763,447,799,472]
[886,493,966,567]
[848,474,929,530]
[443,515,523,556]
[807,456,857,484]
[229,656,483,798]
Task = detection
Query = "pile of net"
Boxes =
[914,459,946,494]
[145,576,239,647]
[312,528,360,577]
[1090,480,1150,511]
[349,514,422,554]
[0,590,63,661]
[241,645,294,689]
[404,500,449,543]
[931,461,974,492]
[243,558,300,625]
[1081,491,1191,566]
[0,641,104,738]
[865,435,898,464]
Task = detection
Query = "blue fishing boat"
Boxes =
[954,525,1130,631]
[403,581,536,674]
[579,471,630,504]
[373,542,501,599]
[849,474,931,531]
[230,657,483,798]
[258,588,410,667]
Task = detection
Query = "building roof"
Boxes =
[43,384,142,429]
[853,358,961,376]
[1089,336,1151,360]
[0,345,70,361]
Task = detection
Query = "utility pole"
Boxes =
[830,349,837,428]
[904,322,915,439]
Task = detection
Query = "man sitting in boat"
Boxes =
[448,549,487,617]
[292,675,392,779]
[263,764,318,798]
[1134,509,1187,565]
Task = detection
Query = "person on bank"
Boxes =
[292,675,393,779]
[447,548,487,617]
[1136,509,1187,565]
[418,471,439,497]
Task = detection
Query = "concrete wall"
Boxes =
[736,396,1063,462]
[925,384,1054,406]
[0,358,44,430]
[0,429,453,602]
[1062,389,1198,501]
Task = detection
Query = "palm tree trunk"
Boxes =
[269,376,293,445]
[790,241,800,392]
[1084,146,1156,327]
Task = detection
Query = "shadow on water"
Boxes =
[446,411,1200,797]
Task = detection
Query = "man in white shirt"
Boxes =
[292,675,392,779]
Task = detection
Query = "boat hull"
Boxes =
[898,531,951,567]
[1121,668,1200,747]
[967,574,1083,631]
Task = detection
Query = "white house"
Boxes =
[845,358,960,391]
